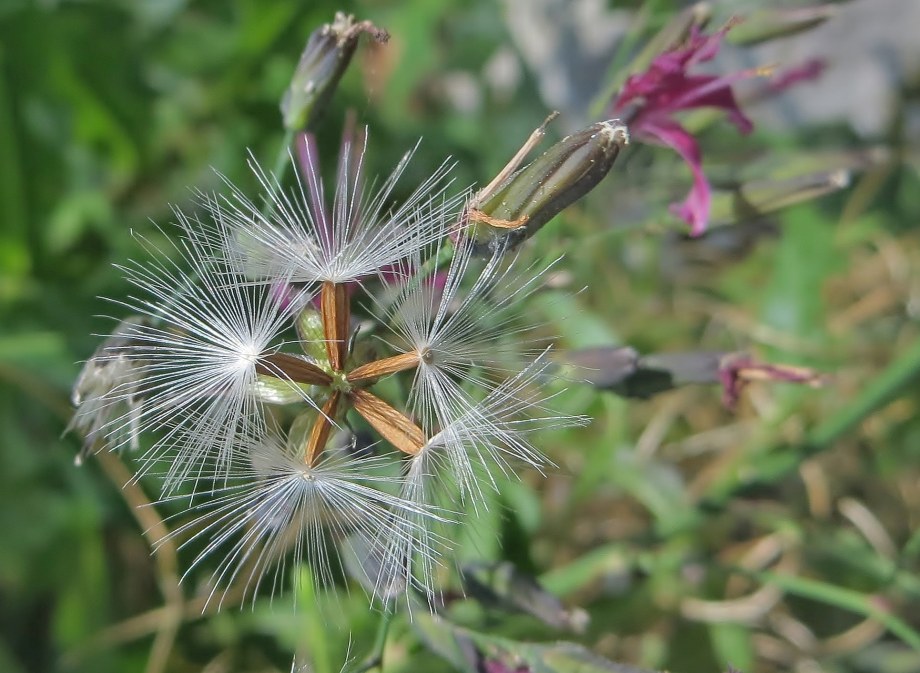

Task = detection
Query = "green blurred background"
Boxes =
[2,0,920,672]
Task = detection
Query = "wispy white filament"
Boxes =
[205,137,465,286]
[375,354,585,603]
[102,212,310,490]
[67,134,585,611]
[373,233,557,434]
[163,430,443,607]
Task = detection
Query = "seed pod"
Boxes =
[469,119,629,253]
[561,346,639,389]
[562,346,724,398]
[281,13,389,132]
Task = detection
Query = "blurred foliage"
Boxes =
[2,1,920,673]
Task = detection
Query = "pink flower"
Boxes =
[611,24,756,236]
[718,353,826,409]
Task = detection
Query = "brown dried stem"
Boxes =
[95,451,183,673]
[472,110,559,208]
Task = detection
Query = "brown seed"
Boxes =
[305,391,342,466]
[350,388,425,456]
[347,352,422,383]
[256,352,333,386]
[321,281,350,371]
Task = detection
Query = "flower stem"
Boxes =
[354,610,395,673]
[260,127,297,222]
[271,127,297,192]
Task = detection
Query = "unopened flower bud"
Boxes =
[295,306,328,363]
[469,119,629,253]
[727,6,837,46]
[563,347,722,398]
[564,346,826,405]
[252,373,314,405]
[281,13,389,132]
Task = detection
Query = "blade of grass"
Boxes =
[752,570,920,651]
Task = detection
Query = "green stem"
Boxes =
[271,127,297,190]
[418,238,456,281]
[353,610,395,673]
[393,237,457,302]
[588,0,666,117]
[263,127,297,220]
[752,569,920,651]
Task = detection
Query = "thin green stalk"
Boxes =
[270,127,297,193]
[353,610,395,673]
[588,0,668,117]
[0,49,30,275]
[752,569,920,651]
[262,127,297,221]
[416,238,456,282]
[807,337,920,448]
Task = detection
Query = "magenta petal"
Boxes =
[270,281,299,312]
[609,22,827,237]
[767,58,826,94]
[684,25,731,66]
[641,119,712,236]
[613,25,755,136]
[665,72,755,133]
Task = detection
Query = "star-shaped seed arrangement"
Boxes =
[257,280,428,466]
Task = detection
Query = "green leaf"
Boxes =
[708,622,754,673]
[754,570,920,651]
[761,205,834,346]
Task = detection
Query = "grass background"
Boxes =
[2,0,920,672]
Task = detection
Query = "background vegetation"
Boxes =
[2,1,919,672]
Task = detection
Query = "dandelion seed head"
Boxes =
[71,126,582,613]
[162,427,444,608]
[210,136,465,289]
[370,232,558,436]
[235,342,262,369]
[94,216,316,492]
